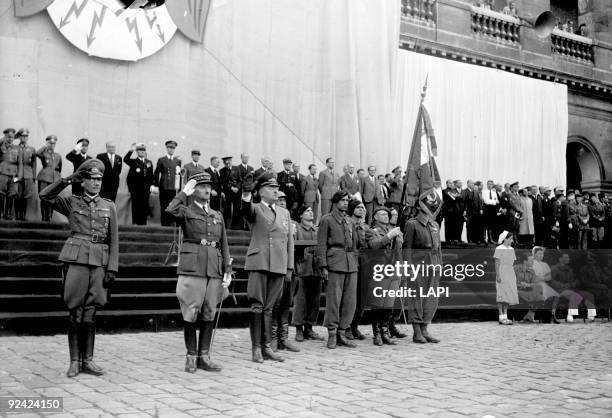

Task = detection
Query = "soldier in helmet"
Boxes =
[166,172,232,373]
[0,128,20,220]
[36,135,62,221]
[39,159,119,378]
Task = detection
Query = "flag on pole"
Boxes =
[401,77,441,214]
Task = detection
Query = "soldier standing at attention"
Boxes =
[14,129,36,221]
[66,138,91,196]
[166,172,232,373]
[124,143,154,225]
[154,140,181,226]
[39,159,118,378]
[241,173,294,363]
[0,128,20,220]
[277,158,301,218]
[36,135,62,221]
[316,190,359,349]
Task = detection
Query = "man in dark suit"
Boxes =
[293,163,305,209]
[361,166,377,223]
[241,173,294,363]
[154,140,182,226]
[205,156,223,211]
[253,157,271,179]
[465,181,484,244]
[219,156,234,229]
[301,164,319,223]
[277,158,301,216]
[530,185,545,245]
[461,180,474,242]
[229,153,253,229]
[96,142,122,202]
[66,138,91,196]
[124,143,154,225]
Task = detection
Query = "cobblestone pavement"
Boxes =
[1,322,611,417]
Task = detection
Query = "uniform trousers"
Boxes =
[63,264,107,310]
[130,190,150,225]
[176,275,223,322]
[247,271,285,314]
[323,271,357,330]
[159,189,176,226]
[0,174,19,197]
[38,181,53,220]
[320,199,332,217]
[292,277,322,326]
[407,273,440,324]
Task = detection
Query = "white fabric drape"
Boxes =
[0,0,567,223]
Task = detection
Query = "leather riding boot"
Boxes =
[197,321,222,372]
[278,324,300,352]
[270,317,278,352]
[380,322,397,345]
[304,324,324,340]
[183,321,197,372]
[250,313,264,363]
[0,195,4,219]
[350,324,366,340]
[262,313,284,362]
[412,323,427,344]
[388,315,407,338]
[295,325,304,342]
[336,329,357,348]
[81,323,105,375]
[420,323,439,343]
[4,197,14,220]
[66,321,80,378]
[372,321,382,346]
[19,199,27,221]
[326,328,337,349]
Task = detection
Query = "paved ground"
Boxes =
[1,322,611,417]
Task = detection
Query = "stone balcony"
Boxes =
[471,6,520,46]
[401,0,437,27]
[551,29,594,64]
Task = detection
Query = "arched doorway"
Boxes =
[566,136,604,192]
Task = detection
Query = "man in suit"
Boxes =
[293,163,305,209]
[481,180,499,244]
[301,164,319,223]
[361,166,377,223]
[254,157,271,179]
[96,142,122,202]
[277,158,301,217]
[241,173,294,363]
[124,143,154,225]
[230,153,253,229]
[205,156,223,211]
[461,180,474,242]
[442,180,460,243]
[375,174,387,207]
[465,181,484,244]
[154,140,182,226]
[66,138,91,196]
[529,185,545,245]
[39,159,118,378]
[165,172,231,373]
[318,157,340,216]
[36,135,62,221]
[339,164,360,199]
[219,156,234,229]
[182,150,205,184]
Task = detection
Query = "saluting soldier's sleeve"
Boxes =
[316,217,329,269]
[165,191,188,222]
[36,147,45,161]
[39,178,72,217]
[287,212,294,272]
[107,203,119,273]
[153,158,162,187]
[366,227,391,249]
[240,198,257,223]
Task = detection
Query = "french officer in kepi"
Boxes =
[165,172,232,373]
[39,159,119,378]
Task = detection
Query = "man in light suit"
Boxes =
[96,142,122,202]
[301,164,319,223]
[318,157,340,216]
[339,164,360,198]
[241,173,294,363]
[361,165,377,223]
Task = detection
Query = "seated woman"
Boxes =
[514,253,545,322]
[531,246,561,323]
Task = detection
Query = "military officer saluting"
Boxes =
[0,128,20,220]
[15,129,37,221]
[124,143,154,225]
[277,158,301,216]
[241,172,294,363]
[154,140,182,226]
[66,138,92,196]
[36,135,62,221]
[166,172,232,373]
[39,159,118,378]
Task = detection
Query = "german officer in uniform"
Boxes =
[166,172,231,373]
[277,158,301,217]
[15,129,36,221]
[0,128,19,219]
[154,140,181,226]
[36,135,62,221]
[124,143,154,225]
[40,159,118,378]
[241,172,294,363]
[66,138,91,196]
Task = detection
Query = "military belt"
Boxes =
[71,233,107,243]
[183,238,220,248]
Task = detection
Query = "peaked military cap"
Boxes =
[76,138,89,145]
[165,140,178,148]
[79,158,104,179]
[255,172,279,190]
[189,172,212,185]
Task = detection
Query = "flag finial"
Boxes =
[421,75,429,102]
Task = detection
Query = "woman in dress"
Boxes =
[494,231,519,325]
[531,246,561,323]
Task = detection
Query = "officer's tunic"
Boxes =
[277,170,300,212]
[364,224,402,310]
[36,146,62,220]
[291,223,323,327]
[402,212,442,324]
[66,151,91,196]
[0,139,21,197]
[124,151,154,225]
[40,179,119,309]
[166,192,231,322]
[155,155,182,226]
[18,144,37,199]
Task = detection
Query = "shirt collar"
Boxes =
[167,155,173,160]
[83,193,99,203]
[331,208,346,223]
[415,212,431,226]
[194,200,208,213]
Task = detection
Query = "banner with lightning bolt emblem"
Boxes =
[13,0,55,17]
[166,0,211,43]
[46,0,177,61]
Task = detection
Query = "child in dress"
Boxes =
[494,231,519,324]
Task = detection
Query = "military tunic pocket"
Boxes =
[59,241,80,261]
[179,247,199,273]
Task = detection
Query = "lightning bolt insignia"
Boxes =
[126,17,143,53]
[86,6,107,48]
[59,0,89,29]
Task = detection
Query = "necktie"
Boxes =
[109,155,114,168]
[269,204,276,217]
[489,190,492,199]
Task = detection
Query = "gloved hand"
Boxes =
[285,269,293,282]
[222,271,233,288]
[103,271,116,288]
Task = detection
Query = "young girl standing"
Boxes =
[494,231,519,324]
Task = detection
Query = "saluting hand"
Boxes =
[183,179,197,196]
